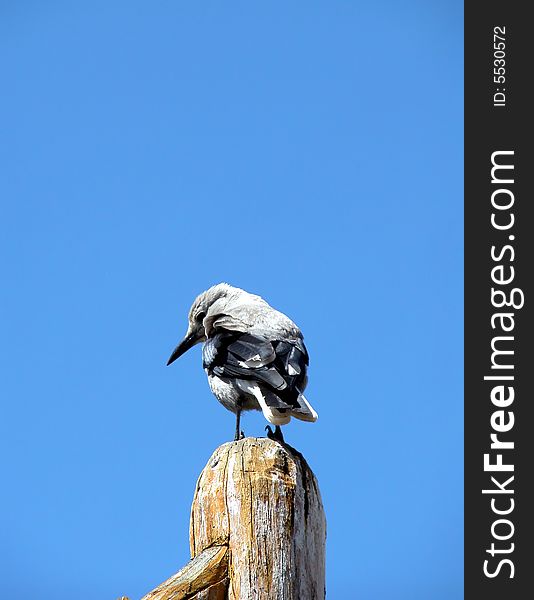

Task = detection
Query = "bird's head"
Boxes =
[166,283,234,365]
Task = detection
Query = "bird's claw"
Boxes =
[265,425,285,443]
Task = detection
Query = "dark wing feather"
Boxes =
[203,330,308,409]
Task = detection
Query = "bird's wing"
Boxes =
[210,313,248,333]
[203,331,309,409]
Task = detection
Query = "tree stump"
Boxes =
[138,437,326,600]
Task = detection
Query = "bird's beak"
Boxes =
[166,332,199,366]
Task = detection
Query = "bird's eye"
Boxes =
[196,311,206,323]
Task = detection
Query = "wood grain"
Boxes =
[134,437,325,600]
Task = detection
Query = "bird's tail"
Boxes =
[290,392,319,422]
[243,383,291,425]
[245,383,318,425]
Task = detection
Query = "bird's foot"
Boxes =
[234,430,245,441]
[265,425,285,443]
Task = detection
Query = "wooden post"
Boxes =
[135,437,326,600]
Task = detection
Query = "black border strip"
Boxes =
[465,2,533,597]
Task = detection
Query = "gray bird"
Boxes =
[166,283,318,442]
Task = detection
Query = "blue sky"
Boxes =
[0,2,463,598]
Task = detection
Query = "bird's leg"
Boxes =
[265,425,285,443]
[234,406,244,441]
[274,425,284,442]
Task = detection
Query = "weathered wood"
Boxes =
[134,437,326,600]
[140,545,228,600]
